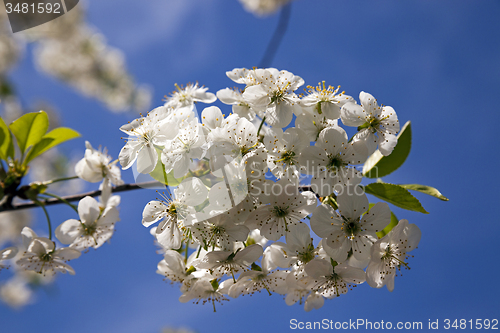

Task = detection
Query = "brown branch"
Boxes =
[1,181,163,212]
[1,182,317,213]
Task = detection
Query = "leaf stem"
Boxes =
[42,175,79,185]
[42,192,79,214]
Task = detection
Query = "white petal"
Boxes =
[156,220,182,250]
[142,201,167,227]
[0,247,18,260]
[55,219,82,244]
[362,202,391,233]
[286,222,311,254]
[379,106,399,134]
[201,106,223,130]
[53,247,81,261]
[310,204,342,238]
[304,292,324,312]
[378,133,398,156]
[137,145,158,174]
[340,103,366,127]
[359,91,380,118]
[78,196,101,226]
[21,227,37,249]
[118,141,140,170]
[305,258,333,279]
[334,263,366,284]
[337,191,369,220]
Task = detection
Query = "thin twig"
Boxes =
[258,3,292,68]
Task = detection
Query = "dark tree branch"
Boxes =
[1,181,162,212]
[1,182,318,213]
[258,3,292,68]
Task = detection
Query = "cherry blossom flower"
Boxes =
[75,141,124,185]
[164,83,216,110]
[366,219,421,291]
[295,112,339,142]
[305,259,365,299]
[243,68,304,128]
[142,178,208,250]
[161,118,206,179]
[119,106,178,174]
[55,196,120,251]
[226,255,288,298]
[301,82,354,120]
[191,207,250,251]
[299,127,368,196]
[245,179,317,241]
[264,127,309,184]
[285,273,325,312]
[216,88,256,121]
[17,227,81,276]
[179,277,229,312]
[341,92,400,156]
[195,244,263,280]
[310,191,390,262]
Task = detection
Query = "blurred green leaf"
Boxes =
[149,148,180,187]
[400,184,449,201]
[0,117,14,160]
[363,121,412,178]
[364,182,428,214]
[9,111,49,154]
[24,127,80,164]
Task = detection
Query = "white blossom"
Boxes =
[305,259,365,299]
[242,68,304,128]
[341,92,400,156]
[246,179,317,241]
[55,196,120,251]
[164,83,216,110]
[301,82,354,120]
[75,141,123,185]
[17,228,81,277]
[299,127,368,196]
[366,220,421,291]
[310,191,390,262]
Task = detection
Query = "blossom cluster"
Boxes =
[239,0,293,16]
[0,141,123,307]
[117,67,421,311]
[0,5,151,112]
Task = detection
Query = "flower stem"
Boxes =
[35,200,52,240]
[257,116,266,137]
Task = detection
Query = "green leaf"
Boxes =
[399,184,449,201]
[9,111,49,154]
[148,148,180,187]
[0,117,14,160]
[368,203,400,238]
[364,182,428,214]
[363,120,412,178]
[24,127,81,164]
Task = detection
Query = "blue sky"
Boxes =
[1,0,500,332]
